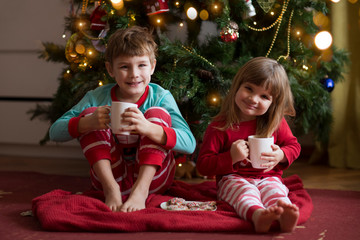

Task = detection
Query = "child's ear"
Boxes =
[105,61,114,77]
[151,59,157,75]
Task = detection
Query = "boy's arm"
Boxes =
[49,86,112,142]
[158,93,196,154]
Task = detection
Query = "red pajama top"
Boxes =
[196,118,301,183]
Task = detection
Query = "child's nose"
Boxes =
[129,67,139,77]
[249,95,258,103]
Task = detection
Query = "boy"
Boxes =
[49,26,196,212]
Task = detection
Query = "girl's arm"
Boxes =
[275,118,301,167]
[196,124,235,177]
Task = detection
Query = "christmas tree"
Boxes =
[30,0,349,146]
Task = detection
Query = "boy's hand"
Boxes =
[78,106,110,134]
[121,107,166,145]
[260,144,285,172]
[121,107,150,134]
[230,139,249,165]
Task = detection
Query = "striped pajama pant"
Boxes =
[218,174,291,221]
[78,107,175,197]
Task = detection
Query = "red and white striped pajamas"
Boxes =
[78,106,175,197]
[218,174,291,220]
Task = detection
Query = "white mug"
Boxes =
[110,101,137,135]
[248,135,274,169]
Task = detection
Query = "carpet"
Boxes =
[0,171,359,240]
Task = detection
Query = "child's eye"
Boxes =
[139,64,147,67]
[245,86,252,91]
[262,95,271,100]
[120,65,128,69]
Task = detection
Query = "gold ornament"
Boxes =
[65,33,83,63]
[256,0,276,13]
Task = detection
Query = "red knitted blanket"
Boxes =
[32,175,312,232]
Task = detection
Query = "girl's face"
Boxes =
[235,82,273,121]
[106,55,156,102]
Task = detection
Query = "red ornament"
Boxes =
[144,0,169,15]
[90,6,107,31]
[220,21,239,42]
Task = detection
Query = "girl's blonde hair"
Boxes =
[215,57,295,137]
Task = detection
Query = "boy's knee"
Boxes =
[144,107,172,127]
[79,107,97,117]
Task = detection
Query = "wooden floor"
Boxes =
[1,154,360,191]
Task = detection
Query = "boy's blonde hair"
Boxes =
[215,57,295,137]
[105,26,157,65]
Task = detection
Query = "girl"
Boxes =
[196,57,301,233]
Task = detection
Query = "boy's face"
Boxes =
[106,55,156,102]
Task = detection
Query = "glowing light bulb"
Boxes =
[157,18,161,24]
[315,31,333,50]
[179,22,184,27]
[200,9,209,20]
[98,81,103,86]
[62,34,66,38]
[111,0,121,3]
[330,0,340,2]
[187,7,197,20]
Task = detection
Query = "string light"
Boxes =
[111,0,124,10]
[186,7,197,20]
[315,31,333,50]
[200,9,209,20]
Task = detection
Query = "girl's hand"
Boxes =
[260,144,285,172]
[230,139,249,165]
[78,106,110,134]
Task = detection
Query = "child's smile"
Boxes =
[235,82,273,121]
[106,55,156,102]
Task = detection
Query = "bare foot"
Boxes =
[252,206,283,233]
[103,185,123,212]
[277,200,299,232]
[120,187,148,212]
